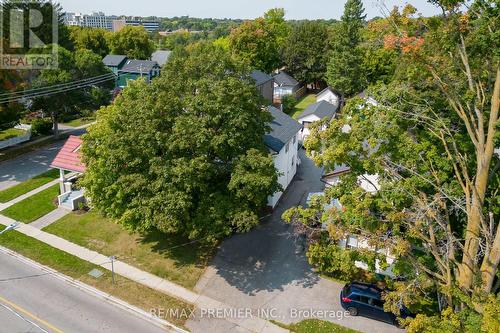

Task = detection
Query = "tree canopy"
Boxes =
[31,47,112,137]
[81,43,280,243]
[69,27,110,58]
[107,26,155,60]
[229,8,289,73]
[281,21,329,86]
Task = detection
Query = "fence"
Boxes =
[295,86,307,99]
[0,124,32,150]
[273,86,308,105]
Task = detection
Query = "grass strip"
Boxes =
[0,128,26,141]
[272,319,361,333]
[62,117,95,128]
[1,184,59,222]
[0,169,59,203]
[45,210,213,289]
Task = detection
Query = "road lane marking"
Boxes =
[0,294,65,333]
[0,301,49,333]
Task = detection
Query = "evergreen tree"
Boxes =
[326,0,367,96]
[341,0,366,44]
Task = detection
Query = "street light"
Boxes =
[0,222,19,235]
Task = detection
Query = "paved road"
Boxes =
[0,251,170,333]
[189,149,403,333]
[0,128,86,191]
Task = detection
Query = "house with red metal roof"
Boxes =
[50,135,87,210]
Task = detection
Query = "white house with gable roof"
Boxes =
[316,87,341,107]
[264,106,302,208]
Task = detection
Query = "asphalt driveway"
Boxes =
[189,149,402,333]
[0,128,87,191]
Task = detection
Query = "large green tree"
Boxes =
[229,8,289,73]
[281,21,329,87]
[107,26,155,60]
[263,8,290,47]
[81,43,280,243]
[69,27,110,58]
[31,47,112,137]
[326,0,367,96]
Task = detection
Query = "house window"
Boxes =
[292,156,295,168]
[346,236,358,249]
[285,142,289,153]
[293,135,296,144]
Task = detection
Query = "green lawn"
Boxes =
[0,225,193,327]
[44,210,213,289]
[0,128,26,141]
[0,169,59,203]
[62,116,95,128]
[1,184,59,222]
[273,319,360,333]
[290,94,317,119]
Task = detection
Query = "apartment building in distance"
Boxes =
[112,18,160,33]
[64,12,159,33]
[64,12,116,30]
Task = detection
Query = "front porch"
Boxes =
[50,135,87,211]
[57,169,85,210]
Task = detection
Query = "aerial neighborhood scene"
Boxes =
[0,0,499,332]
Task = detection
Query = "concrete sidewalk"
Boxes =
[0,214,288,333]
[0,178,59,211]
[30,207,70,229]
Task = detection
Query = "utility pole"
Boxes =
[109,256,116,284]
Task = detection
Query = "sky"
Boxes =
[56,0,443,20]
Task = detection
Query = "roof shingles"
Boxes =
[297,100,338,120]
[121,60,159,74]
[50,136,86,173]
[264,106,302,153]
[273,71,299,88]
[251,70,273,86]
[102,55,128,67]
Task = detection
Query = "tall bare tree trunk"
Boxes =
[460,192,485,290]
[481,221,500,292]
[459,68,500,292]
[479,68,500,292]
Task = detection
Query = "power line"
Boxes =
[0,75,117,103]
[0,73,116,98]
[0,75,119,104]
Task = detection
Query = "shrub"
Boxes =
[281,95,298,114]
[80,109,95,120]
[307,239,361,281]
[30,118,53,136]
